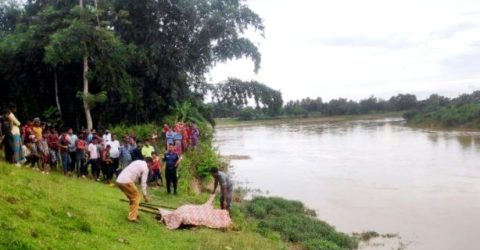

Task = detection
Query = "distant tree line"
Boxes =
[283,94,418,117]
[211,92,420,120]
[212,89,480,126]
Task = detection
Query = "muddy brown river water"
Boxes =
[214,118,480,250]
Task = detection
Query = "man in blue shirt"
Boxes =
[163,144,182,195]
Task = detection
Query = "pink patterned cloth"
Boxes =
[159,195,232,230]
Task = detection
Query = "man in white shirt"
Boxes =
[102,130,111,145]
[116,158,153,222]
[86,138,101,181]
[108,134,121,180]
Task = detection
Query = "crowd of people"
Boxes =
[0,103,235,223]
[0,104,200,194]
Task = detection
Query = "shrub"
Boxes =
[243,197,358,249]
[109,123,158,141]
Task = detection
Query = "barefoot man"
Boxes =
[116,157,153,222]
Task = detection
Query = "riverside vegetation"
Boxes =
[0,123,360,250]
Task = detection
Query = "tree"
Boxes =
[210,78,283,117]
[1,0,264,127]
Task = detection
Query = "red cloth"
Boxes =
[76,139,87,150]
[152,157,160,170]
[159,195,232,230]
[47,134,59,150]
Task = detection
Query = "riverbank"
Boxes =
[0,162,289,249]
[405,102,480,131]
[215,112,405,128]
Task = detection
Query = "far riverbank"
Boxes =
[215,112,406,128]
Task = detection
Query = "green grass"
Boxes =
[0,162,287,250]
[243,197,358,250]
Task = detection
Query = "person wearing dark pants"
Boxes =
[75,134,87,178]
[163,144,182,195]
[67,128,78,174]
[86,158,100,180]
[108,134,121,181]
[86,138,101,180]
[210,167,233,214]
[110,157,120,179]
[101,145,113,182]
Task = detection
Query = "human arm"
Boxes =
[8,113,20,126]
[141,168,149,202]
[212,178,218,194]
[175,155,182,167]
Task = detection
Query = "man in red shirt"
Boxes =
[75,134,88,178]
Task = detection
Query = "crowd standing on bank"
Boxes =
[0,103,234,222]
[0,104,199,190]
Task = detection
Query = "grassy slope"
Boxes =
[215,112,405,127]
[0,163,286,250]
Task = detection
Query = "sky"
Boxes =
[208,0,480,102]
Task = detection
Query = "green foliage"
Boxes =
[237,107,266,121]
[182,140,223,179]
[405,91,480,128]
[173,101,208,125]
[408,103,480,128]
[282,94,416,118]
[109,123,158,141]
[210,78,283,118]
[42,106,63,128]
[243,197,358,250]
[1,0,263,128]
[76,91,108,109]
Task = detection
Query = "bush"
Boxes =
[182,140,223,179]
[109,123,158,141]
[243,197,358,249]
[407,103,480,128]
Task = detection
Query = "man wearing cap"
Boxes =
[116,158,153,222]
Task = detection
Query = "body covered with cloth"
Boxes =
[159,194,232,230]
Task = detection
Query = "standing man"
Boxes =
[58,129,71,175]
[108,133,121,179]
[86,138,101,181]
[116,158,152,222]
[210,167,233,213]
[163,144,182,195]
[75,134,88,178]
[67,128,78,173]
[102,129,111,145]
[119,136,133,168]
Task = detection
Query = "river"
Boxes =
[214,117,480,250]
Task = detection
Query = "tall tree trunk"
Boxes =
[80,0,93,130]
[54,69,62,117]
[82,55,92,130]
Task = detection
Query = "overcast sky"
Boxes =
[208,0,480,102]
